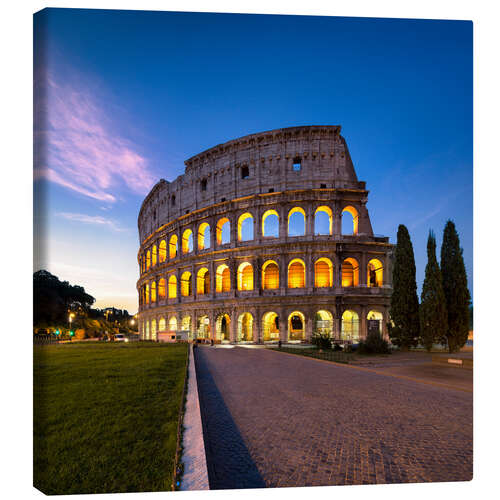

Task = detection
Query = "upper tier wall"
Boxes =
[138,125,365,242]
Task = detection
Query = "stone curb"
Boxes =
[269,348,473,393]
[180,345,210,491]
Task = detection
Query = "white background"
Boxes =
[1,1,498,499]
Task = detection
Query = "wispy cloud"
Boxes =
[34,70,157,202]
[56,212,128,232]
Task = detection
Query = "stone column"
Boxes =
[360,252,367,287]
[210,260,216,298]
[279,205,287,240]
[279,307,287,343]
[254,257,261,292]
[279,255,287,295]
[360,305,367,341]
[229,309,237,343]
[210,216,217,250]
[333,204,341,238]
[306,202,314,236]
[305,310,313,342]
[230,214,237,248]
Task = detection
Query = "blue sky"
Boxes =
[33,9,472,313]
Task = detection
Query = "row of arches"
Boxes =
[140,205,361,273]
[139,257,384,304]
[141,309,385,342]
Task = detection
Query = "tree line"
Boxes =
[389,220,471,352]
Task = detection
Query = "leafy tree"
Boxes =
[389,225,420,349]
[420,231,448,351]
[440,220,471,352]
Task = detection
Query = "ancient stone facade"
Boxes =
[137,125,393,343]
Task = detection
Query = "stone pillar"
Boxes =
[333,205,341,238]
[360,252,367,287]
[279,205,287,240]
[305,251,313,289]
[255,207,263,245]
[209,309,215,341]
[254,257,262,291]
[229,309,237,343]
[279,256,287,295]
[360,305,367,341]
[305,311,313,342]
[210,260,216,298]
[306,203,314,236]
[210,216,217,250]
[230,214,237,248]
[279,307,287,343]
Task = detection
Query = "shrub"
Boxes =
[358,331,391,355]
[311,332,332,350]
[332,343,343,352]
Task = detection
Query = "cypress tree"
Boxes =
[440,220,471,353]
[389,224,420,349]
[420,231,448,351]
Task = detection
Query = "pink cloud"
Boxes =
[34,74,157,202]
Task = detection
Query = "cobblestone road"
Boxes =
[195,346,472,489]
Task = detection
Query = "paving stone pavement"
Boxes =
[194,346,472,489]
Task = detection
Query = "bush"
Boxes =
[311,332,332,350]
[358,331,391,355]
[332,343,343,352]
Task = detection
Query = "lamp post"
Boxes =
[68,312,75,340]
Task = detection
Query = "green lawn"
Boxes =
[34,342,188,495]
[270,346,355,363]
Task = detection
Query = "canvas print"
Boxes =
[33,8,473,495]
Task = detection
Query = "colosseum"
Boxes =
[137,125,393,344]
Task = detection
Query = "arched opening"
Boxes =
[180,271,192,297]
[151,319,157,341]
[315,310,333,336]
[145,283,150,304]
[288,207,306,236]
[197,315,210,339]
[367,258,384,287]
[151,281,157,302]
[342,206,359,235]
[341,258,359,287]
[262,260,279,289]
[158,317,166,332]
[152,245,157,266]
[168,275,177,298]
[169,235,178,259]
[198,222,211,250]
[181,316,191,339]
[237,312,253,342]
[146,250,151,269]
[367,310,383,335]
[314,206,333,235]
[341,310,360,342]
[196,268,210,295]
[314,258,333,287]
[288,311,305,341]
[158,278,166,300]
[216,264,231,293]
[237,213,254,241]
[159,240,167,263]
[216,313,231,342]
[262,209,279,237]
[169,316,178,332]
[262,312,279,342]
[216,218,230,245]
[237,262,254,291]
[288,259,305,288]
[182,229,193,254]
[145,321,150,340]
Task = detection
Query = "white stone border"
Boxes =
[180,345,210,490]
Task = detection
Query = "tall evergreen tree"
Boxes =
[389,224,420,349]
[420,231,448,351]
[440,220,471,353]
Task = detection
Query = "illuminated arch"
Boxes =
[314,206,333,235]
[262,311,279,342]
[288,311,305,341]
[288,258,305,288]
[341,257,359,287]
[237,212,254,241]
[151,319,157,340]
[159,240,167,263]
[150,281,157,302]
[196,267,210,295]
[237,262,254,291]
[367,258,384,287]
[197,222,210,250]
[145,320,150,340]
[237,312,253,342]
[197,315,210,339]
[146,250,151,269]
[288,207,306,236]
[182,229,193,254]
[158,317,166,332]
[158,278,166,300]
[215,313,231,342]
[367,310,384,334]
[314,258,333,287]
[342,205,359,235]
[169,234,178,259]
[216,264,231,293]
[262,260,279,289]
[169,316,178,331]
[181,316,191,337]
[180,271,192,297]
[262,209,279,237]
[168,275,177,298]
[152,245,157,266]
[341,310,360,342]
[216,217,230,245]
[145,283,150,304]
[315,310,333,336]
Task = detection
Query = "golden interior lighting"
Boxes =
[158,317,166,332]
[158,278,166,299]
[216,264,231,292]
[181,316,191,332]
[197,315,210,339]
[216,218,230,245]
[168,275,177,298]
[145,283,150,304]
[341,309,360,341]
[182,229,193,254]
[152,245,157,266]
[262,209,279,237]
[197,268,210,295]
[287,206,306,236]
[341,258,359,287]
[288,311,305,340]
[342,205,359,235]
[180,271,192,296]
[315,310,333,336]
[237,262,254,290]
[159,240,167,263]
[151,281,157,302]
[314,206,333,235]
[262,311,279,341]
[215,313,231,341]
[146,250,151,269]
[237,312,253,341]
[169,234,178,259]
[367,310,383,333]
[262,260,279,289]
[237,213,254,241]
[315,258,333,287]
[367,258,383,287]
[151,319,157,339]
[197,222,210,250]
[288,259,305,288]
[169,316,177,331]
